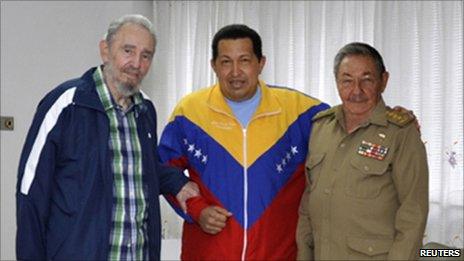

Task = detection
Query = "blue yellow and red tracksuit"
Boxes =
[159,80,329,260]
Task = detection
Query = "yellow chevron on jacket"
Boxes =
[168,80,324,166]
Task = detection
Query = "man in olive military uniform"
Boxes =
[296,42,428,260]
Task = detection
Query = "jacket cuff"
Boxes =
[186,196,210,222]
[170,174,190,196]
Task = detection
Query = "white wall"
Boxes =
[0,1,161,260]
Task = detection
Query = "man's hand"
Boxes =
[198,206,233,234]
[176,181,200,213]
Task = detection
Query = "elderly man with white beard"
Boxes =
[16,14,199,260]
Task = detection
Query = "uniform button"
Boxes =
[324,188,331,194]
[368,246,373,252]
[340,143,345,148]
[364,165,369,171]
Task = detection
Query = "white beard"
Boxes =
[115,81,139,98]
[104,62,141,98]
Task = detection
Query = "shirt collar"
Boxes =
[369,98,388,126]
[207,80,281,117]
[335,98,388,130]
[225,84,261,106]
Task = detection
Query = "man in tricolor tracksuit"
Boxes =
[159,24,329,260]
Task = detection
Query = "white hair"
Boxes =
[104,14,156,50]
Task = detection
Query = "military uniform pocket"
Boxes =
[346,235,393,259]
[345,157,391,199]
[305,153,325,191]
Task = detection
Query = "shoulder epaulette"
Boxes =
[386,108,415,127]
[312,107,336,121]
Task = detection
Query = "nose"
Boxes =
[352,79,363,94]
[131,54,142,69]
[232,61,241,77]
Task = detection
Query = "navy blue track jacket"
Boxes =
[16,67,188,260]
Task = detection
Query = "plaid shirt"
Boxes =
[94,67,148,260]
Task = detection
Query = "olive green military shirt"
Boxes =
[296,99,429,260]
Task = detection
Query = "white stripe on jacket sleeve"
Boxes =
[21,87,77,195]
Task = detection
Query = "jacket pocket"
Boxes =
[345,157,391,199]
[346,235,393,258]
[305,153,325,191]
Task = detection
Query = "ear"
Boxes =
[258,56,266,74]
[380,71,389,93]
[99,40,110,64]
[210,58,218,75]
